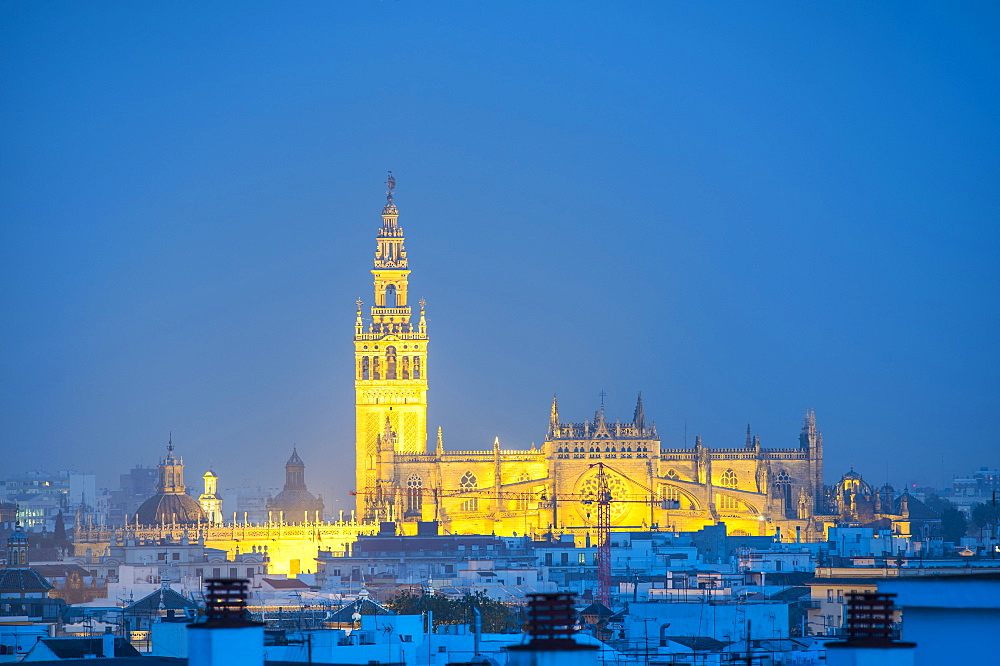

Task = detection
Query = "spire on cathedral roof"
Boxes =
[802,408,817,433]
[549,395,560,435]
[286,446,304,467]
[436,427,444,456]
[633,393,645,432]
[746,424,752,448]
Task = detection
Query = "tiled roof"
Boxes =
[578,602,613,618]
[327,597,391,622]
[38,636,142,658]
[262,578,311,589]
[126,587,199,613]
[664,636,731,651]
[0,567,53,591]
[33,564,91,578]
[768,586,811,601]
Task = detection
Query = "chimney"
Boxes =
[505,593,598,666]
[188,579,263,666]
[826,592,916,666]
[101,627,114,658]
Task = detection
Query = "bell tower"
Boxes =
[354,173,429,521]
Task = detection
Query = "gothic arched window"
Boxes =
[385,284,397,307]
[406,474,422,514]
[372,356,381,380]
[719,469,739,510]
[402,356,410,379]
[460,471,478,512]
[361,356,370,380]
[413,357,421,379]
[720,469,738,488]
[774,470,793,513]
[515,472,530,511]
[661,484,681,509]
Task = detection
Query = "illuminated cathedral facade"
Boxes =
[355,176,827,541]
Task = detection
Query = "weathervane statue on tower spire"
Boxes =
[385,171,396,203]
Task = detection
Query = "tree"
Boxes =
[53,511,68,546]
[385,591,520,633]
[939,507,968,544]
[970,502,1000,536]
[922,493,952,516]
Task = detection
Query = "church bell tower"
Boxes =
[354,173,429,521]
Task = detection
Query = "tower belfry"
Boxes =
[355,173,429,521]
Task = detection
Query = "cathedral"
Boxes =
[355,176,827,542]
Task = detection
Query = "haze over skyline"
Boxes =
[2,2,998,509]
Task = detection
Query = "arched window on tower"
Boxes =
[413,356,421,379]
[385,284,397,307]
[361,357,370,380]
[460,471,478,512]
[406,474,423,515]
[386,346,397,380]
[402,356,410,379]
[372,356,381,380]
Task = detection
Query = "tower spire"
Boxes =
[548,395,560,437]
[746,423,752,448]
[633,393,645,432]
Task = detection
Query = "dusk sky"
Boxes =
[2,2,997,511]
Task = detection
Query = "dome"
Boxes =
[136,492,206,525]
[0,568,52,593]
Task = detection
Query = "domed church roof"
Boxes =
[136,493,205,526]
[267,447,324,522]
[135,438,206,526]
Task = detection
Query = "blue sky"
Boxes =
[2,2,997,509]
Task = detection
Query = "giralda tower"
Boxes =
[354,173,429,521]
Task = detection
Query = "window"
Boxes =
[515,472,531,510]
[827,589,834,602]
[460,470,477,511]
[230,568,238,578]
[385,284,397,307]
[246,568,254,578]
[560,553,568,565]
[578,553,586,564]
[413,356,421,379]
[362,356,370,380]
[386,346,397,380]
[406,474,423,514]
[667,469,679,479]
[172,553,180,560]
[402,356,410,379]
[196,568,203,578]
[373,356,381,380]
[719,469,740,510]
[661,485,681,510]
[720,469,738,488]
[213,568,221,578]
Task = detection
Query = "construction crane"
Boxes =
[587,462,613,607]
